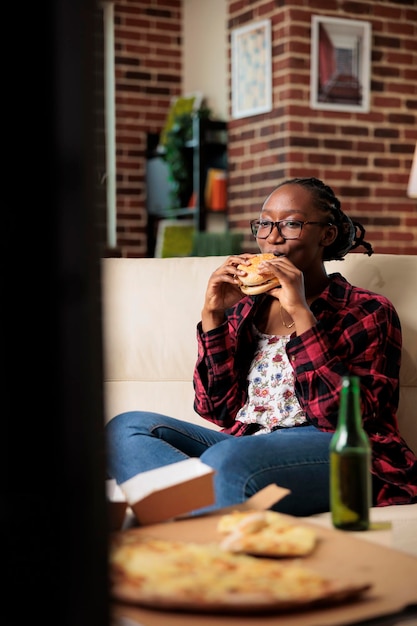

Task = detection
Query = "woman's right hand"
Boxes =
[201,254,255,332]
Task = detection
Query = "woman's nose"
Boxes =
[266,223,285,242]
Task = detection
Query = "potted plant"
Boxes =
[163,107,211,210]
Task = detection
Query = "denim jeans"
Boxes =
[105,411,334,517]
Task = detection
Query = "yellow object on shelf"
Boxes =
[155,220,195,258]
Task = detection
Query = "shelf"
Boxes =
[146,118,228,255]
[152,207,196,219]
[192,118,227,231]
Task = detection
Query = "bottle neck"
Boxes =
[334,376,371,452]
[337,376,362,433]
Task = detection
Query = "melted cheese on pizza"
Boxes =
[217,510,318,556]
[110,535,333,605]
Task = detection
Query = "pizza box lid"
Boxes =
[108,458,217,526]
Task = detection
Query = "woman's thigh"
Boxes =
[200,426,333,516]
[106,411,230,482]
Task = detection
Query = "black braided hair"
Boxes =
[276,177,374,260]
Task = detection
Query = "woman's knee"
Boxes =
[106,411,139,436]
[105,411,164,446]
[201,438,246,474]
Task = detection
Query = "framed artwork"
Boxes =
[310,15,371,113]
[231,19,272,119]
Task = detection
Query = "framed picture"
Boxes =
[231,19,272,119]
[310,15,371,113]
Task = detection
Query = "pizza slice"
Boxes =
[217,510,318,557]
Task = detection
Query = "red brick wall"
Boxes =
[112,0,183,256]
[227,1,417,254]
[111,0,417,257]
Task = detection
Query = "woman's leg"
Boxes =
[199,426,333,516]
[105,411,230,484]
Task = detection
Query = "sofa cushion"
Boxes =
[102,256,225,427]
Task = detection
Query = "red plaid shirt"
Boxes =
[193,272,417,506]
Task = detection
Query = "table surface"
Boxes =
[304,504,417,557]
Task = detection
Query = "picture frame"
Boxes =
[231,19,272,120]
[310,15,371,113]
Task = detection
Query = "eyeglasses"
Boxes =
[250,219,333,240]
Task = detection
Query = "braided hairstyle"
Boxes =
[276,177,374,260]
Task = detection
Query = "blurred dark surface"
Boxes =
[5,2,109,625]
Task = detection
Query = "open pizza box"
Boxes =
[108,460,417,626]
[106,458,217,528]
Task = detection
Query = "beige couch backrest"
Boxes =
[102,254,417,454]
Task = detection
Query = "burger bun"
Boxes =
[237,253,281,295]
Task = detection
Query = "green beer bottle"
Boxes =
[329,375,372,531]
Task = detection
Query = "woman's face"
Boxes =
[256,184,336,273]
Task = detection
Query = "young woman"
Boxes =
[106,177,417,515]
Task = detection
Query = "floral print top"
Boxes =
[236,325,306,434]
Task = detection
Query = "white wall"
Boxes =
[183,0,228,121]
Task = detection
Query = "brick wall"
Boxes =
[110,0,417,257]
[111,0,183,256]
[227,0,417,254]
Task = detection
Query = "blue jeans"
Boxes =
[105,411,334,516]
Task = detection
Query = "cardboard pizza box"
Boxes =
[106,479,129,531]
[107,458,216,526]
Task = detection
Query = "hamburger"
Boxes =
[237,253,281,296]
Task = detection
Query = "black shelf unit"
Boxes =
[146,118,227,255]
[190,117,227,231]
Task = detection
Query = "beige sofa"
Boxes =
[102,253,417,555]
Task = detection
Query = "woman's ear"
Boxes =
[320,225,338,247]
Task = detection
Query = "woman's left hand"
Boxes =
[260,257,318,333]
